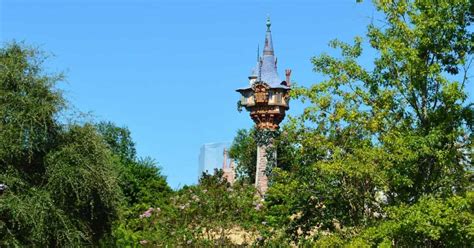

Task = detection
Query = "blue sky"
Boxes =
[2,0,472,188]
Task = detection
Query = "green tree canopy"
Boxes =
[95,121,172,207]
[262,0,474,245]
[0,43,122,246]
[229,129,257,183]
[0,43,64,180]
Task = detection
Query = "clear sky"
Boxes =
[2,0,472,188]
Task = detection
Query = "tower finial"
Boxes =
[266,15,271,31]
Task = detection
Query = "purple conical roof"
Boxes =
[238,17,289,92]
[259,17,283,87]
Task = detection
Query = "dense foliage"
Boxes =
[0,43,121,246]
[115,170,262,246]
[0,44,172,247]
[256,0,474,246]
[229,129,257,183]
[96,121,172,208]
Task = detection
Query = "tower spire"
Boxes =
[263,16,274,56]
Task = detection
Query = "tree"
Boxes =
[95,121,171,207]
[96,121,137,162]
[229,129,257,183]
[0,43,122,246]
[95,122,174,246]
[45,124,121,243]
[0,42,64,182]
[348,193,474,247]
[263,0,473,244]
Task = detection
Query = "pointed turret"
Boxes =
[243,17,287,88]
[259,16,282,87]
[263,17,274,56]
[249,45,260,85]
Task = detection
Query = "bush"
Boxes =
[115,170,264,246]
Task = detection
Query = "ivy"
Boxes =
[254,129,280,180]
[264,144,277,180]
[254,129,279,146]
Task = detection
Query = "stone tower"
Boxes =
[236,17,291,195]
[222,148,235,185]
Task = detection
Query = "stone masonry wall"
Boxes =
[256,144,271,195]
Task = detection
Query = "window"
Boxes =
[241,96,247,105]
[275,93,282,104]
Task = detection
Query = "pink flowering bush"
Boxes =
[139,207,159,219]
[114,170,266,246]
